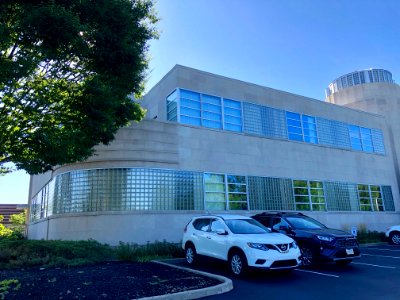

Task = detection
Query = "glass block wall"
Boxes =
[167,88,386,155]
[30,168,396,223]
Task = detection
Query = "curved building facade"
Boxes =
[27,65,400,245]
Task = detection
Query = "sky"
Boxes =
[1,0,400,204]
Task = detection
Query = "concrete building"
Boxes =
[27,66,400,245]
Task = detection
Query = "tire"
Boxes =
[336,260,352,265]
[389,231,400,245]
[300,245,314,267]
[229,251,247,276]
[185,244,197,265]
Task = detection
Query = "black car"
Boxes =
[252,212,361,266]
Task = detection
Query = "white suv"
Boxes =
[386,225,400,245]
[182,215,301,276]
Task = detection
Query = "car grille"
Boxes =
[266,244,290,253]
[335,238,358,248]
[270,260,298,269]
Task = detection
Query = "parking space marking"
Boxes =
[362,253,400,259]
[352,262,396,269]
[363,248,400,252]
[295,269,339,278]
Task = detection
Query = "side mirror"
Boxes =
[279,225,290,233]
[216,229,228,235]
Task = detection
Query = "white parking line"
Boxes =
[352,262,396,269]
[362,254,400,259]
[364,248,400,252]
[296,269,339,278]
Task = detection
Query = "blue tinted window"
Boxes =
[224,99,241,109]
[203,111,222,122]
[181,107,201,117]
[225,124,242,132]
[202,103,221,113]
[223,99,242,132]
[181,98,201,109]
[181,116,201,126]
[202,94,221,105]
[225,115,242,125]
[224,107,241,117]
[286,112,301,121]
[287,119,301,127]
[304,136,318,144]
[288,126,302,135]
[288,133,303,141]
[181,89,200,100]
[203,120,222,129]
[303,129,317,137]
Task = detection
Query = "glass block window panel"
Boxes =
[223,99,242,132]
[371,129,385,154]
[302,115,318,144]
[286,112,303,142]
[247,177,294,211]
[382,186,395,211]
[370,185,384,211]
[180,89,201,126]
[243,103,287,138]
[166,89,179,122]
[360,127,374,153]
[324,182,354,211]
[205,173,226,210]
[357,184,372,211]
[316,118,351,149]
[349,125,362,151]
[202,94,222,129]
[227,175,248,210]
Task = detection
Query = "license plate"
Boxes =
[346,248,354,255]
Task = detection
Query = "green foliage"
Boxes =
[0,216,13,239]
[0,239,113,268]
[0,0,158,174]
[0,279,20,300]
[115,240,184,262]
[356,224,386,244]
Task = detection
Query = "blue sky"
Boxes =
[1,0,400,204]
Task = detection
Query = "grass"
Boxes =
[0,239,184,269]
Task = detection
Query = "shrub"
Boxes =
[0,239,113,269]
[115,240,184,262]
[356,224,386,244]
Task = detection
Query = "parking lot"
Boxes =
[169,244,400,300]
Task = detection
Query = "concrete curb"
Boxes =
[138,259,233,300]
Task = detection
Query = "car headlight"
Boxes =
[247,243,269,251]
[290,240,298,249]
[316,235,335,242]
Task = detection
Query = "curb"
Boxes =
[137,259,233,300]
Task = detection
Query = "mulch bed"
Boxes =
[0,261,221,299]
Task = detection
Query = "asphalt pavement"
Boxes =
[166,244,400,300]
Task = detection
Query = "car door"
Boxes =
[207,218,229,260]
[191,218,211,255]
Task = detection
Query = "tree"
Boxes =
[0,0,158,175]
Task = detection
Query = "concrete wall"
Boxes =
[28,65,400,244]
[28,210,400,245]
[326,82,400,195]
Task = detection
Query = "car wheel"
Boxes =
[300,245,314,266]
[185,244,197,265]
[389,231,400,245]
[336,260,352,265]
[229,251,247,276]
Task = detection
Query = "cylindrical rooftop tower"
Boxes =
[325,69,394,98]
[325,68,400,195]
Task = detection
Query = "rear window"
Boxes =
[192,218,210,232]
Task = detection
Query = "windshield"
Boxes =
[286,216,327,230]
[225,219,270,234]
